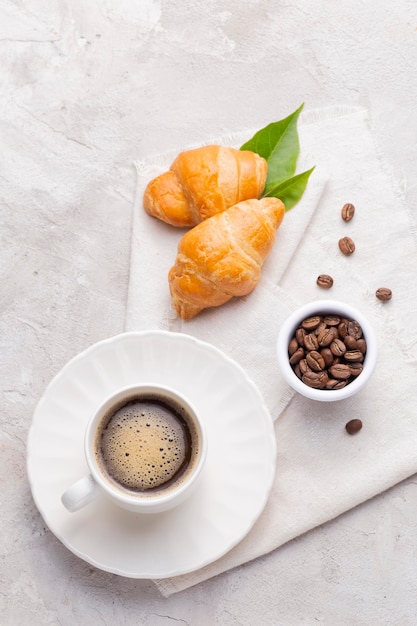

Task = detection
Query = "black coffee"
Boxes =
[95,394,199,494]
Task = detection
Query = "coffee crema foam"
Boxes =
[95,395,198,493]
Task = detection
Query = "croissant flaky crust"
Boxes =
[168,197,285,320]
[144,145,268,227]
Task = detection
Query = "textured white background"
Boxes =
[2,1,417,624]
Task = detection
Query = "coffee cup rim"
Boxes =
[276,300,378,402]
[85,383,207,509]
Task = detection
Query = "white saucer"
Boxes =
[27,331,276,579]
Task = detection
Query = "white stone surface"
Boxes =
[2,1,417,624]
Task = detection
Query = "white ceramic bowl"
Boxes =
[276,300,378,402]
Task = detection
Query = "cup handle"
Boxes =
[61,475,98,512]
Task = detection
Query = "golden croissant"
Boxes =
[144,145,267,227]
[168,197,285,320]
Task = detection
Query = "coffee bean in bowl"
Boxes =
[276,300,378,402]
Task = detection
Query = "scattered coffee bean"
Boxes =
[287,313,367,390]
[376,287,392,302]
[345,418,363,435]
[338,236,356,255]
[317,274,334,289]
[341,203,355,222]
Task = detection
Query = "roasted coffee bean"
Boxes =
[306,350,326,372]
[317,274,334,289]
[357,338,367,353]
[296,327,307,347]
[288,312,367,391]
[323,315,341,326]
[349,362,364,376]
[344,350,364,362]
[345,418,363,435]
[325,378,340,389]
[330,338,347,357]
[289,347,304,365]
[326,379,347,390]
[338,236,356,255]
[317,326,337,347]
[341,203,355,222]
[320,348,334,368]
[302,370,328,389]
[304,332,319,351]
[376,287,392,302]
[301,316,322,331]
[348,320,362,339]
[329,363,351,380]
[315,321,327,336]
[338,319,349,338]
[344,335,358,350]
[288,337,299,356]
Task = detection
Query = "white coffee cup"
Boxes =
[61,384,207,514]
[276,300,378,402]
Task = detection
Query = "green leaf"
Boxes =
[240,103,304,191]
[263,167,315,211]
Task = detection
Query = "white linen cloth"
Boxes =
[125,106,417,596]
